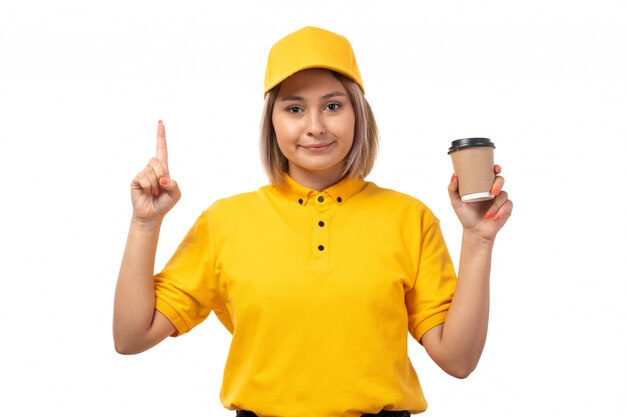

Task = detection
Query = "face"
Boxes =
[272,69,355,188]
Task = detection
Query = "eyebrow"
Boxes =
[279,91,347,101]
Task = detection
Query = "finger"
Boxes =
[143,165,160,196]
[491,175,505,197]
[158,177,182,204]
[133,171,153,195]
[156,120,169,173]
[492,198,513,222]
[484,190,509,220]
[448,173,462,208]
[147,157,167,186]
[494,164,502,175]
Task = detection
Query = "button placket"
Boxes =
[312,192,331,271]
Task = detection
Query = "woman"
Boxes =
[113,26,513,417]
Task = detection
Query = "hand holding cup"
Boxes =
[448,138,512,241]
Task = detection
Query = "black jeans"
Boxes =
[236,410,410,417]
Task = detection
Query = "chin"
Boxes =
[301,160,344,172]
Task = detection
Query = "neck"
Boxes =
[288,165,345,191]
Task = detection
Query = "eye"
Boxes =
[326,103,341,111]
[287,106,303,114]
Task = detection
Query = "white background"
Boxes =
[1,0,624,415]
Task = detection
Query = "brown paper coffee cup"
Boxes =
[448,138,496,203]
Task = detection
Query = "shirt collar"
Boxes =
[273,173,366,206]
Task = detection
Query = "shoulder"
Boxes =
[205,189,262,213]
[361,181,439,224]
[197,187,268,222]
[211,189,262,209]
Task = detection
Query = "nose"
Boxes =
[306,110,326,137]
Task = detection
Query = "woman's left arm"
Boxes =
[421,165,513,379]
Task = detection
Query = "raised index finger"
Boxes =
[156,120,169,171]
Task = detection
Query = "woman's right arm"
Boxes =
[113,121,181,355]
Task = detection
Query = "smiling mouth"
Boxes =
[301,142,334,151]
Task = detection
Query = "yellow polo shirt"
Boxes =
[154,174,457,417]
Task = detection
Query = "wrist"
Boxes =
[130,216,163,234]
[462,229,495,249]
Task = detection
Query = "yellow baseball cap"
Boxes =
[264,26,364,95]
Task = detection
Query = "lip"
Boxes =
[300,142,334,152]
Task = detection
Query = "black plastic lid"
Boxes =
[448,137,495,154]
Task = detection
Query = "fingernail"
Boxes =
[158,120,162,124]
[146,189,150,195]
[493,214,501,221]
[450,173,456,184]
[492,187,500,197]
[484,210,494,219]
[160,178,168,186]
[154,189,159,196]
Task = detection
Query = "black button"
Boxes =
[318,245,325,251]
[337,197,343,203]
[318,221,325,227]
[298,198,303,204]
[317,196,324,203]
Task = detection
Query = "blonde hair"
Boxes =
[260,71,379,184]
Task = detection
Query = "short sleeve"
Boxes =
[154,209,221,336]
[406,218,457,344]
